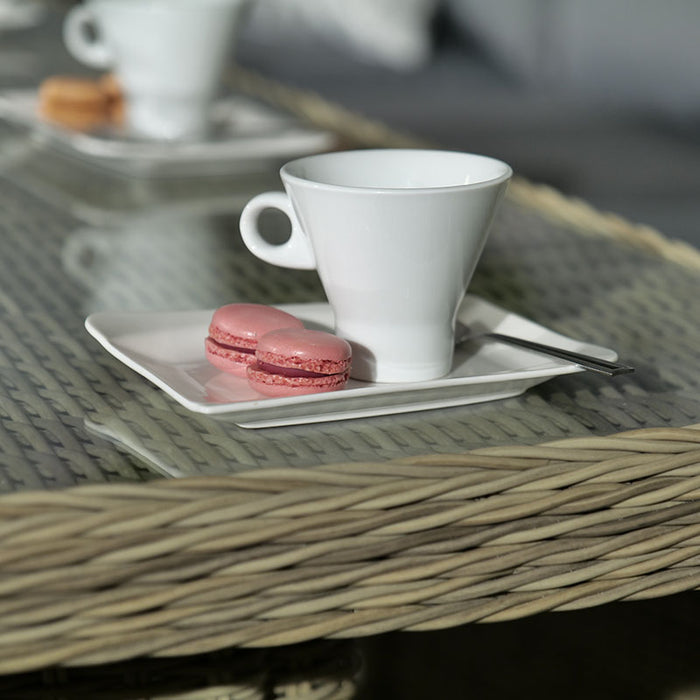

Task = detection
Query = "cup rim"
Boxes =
[280,148,513,194]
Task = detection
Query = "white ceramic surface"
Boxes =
[84,297,618,429]
[239,149,512,383]
[63,0,248,140]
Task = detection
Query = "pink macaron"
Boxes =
[204,303,304,376]
[247,328,352,396]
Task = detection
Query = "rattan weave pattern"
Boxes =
[0,160,699,487]
[79,196,700,478]
[0,425,697,673]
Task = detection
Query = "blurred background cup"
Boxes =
[239,148,512,383]
[62,0,250,141]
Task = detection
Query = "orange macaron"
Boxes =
[38,75,111,131]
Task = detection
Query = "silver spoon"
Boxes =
[456,322,634,376]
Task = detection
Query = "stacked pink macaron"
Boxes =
[205,303,352,396]
[204,303,303,377]
[248,327,352,396]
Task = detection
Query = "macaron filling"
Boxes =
[204,337,257,376]
[206,337,255,355]
[255,350,349,377]
[254,361,328,379]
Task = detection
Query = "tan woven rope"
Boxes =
[226,66,700,271]
[0,425,698,673]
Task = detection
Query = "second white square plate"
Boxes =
[0,89,335,177]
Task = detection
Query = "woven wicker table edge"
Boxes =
[0,424,698,673]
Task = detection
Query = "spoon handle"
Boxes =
[485,333,634,376]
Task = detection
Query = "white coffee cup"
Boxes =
[63,0,249,141]
[240,149,512,383]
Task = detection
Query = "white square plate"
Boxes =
[85,297,618,428]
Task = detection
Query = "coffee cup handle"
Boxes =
[239,192,316,270]
[63,5,115,69]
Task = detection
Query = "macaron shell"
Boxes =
[39,76,107,107]
[247,363,349,397]
[208,304,303,350]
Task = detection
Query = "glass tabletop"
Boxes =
[1,112,699,493]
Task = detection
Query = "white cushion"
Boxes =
[242,0,439,71]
